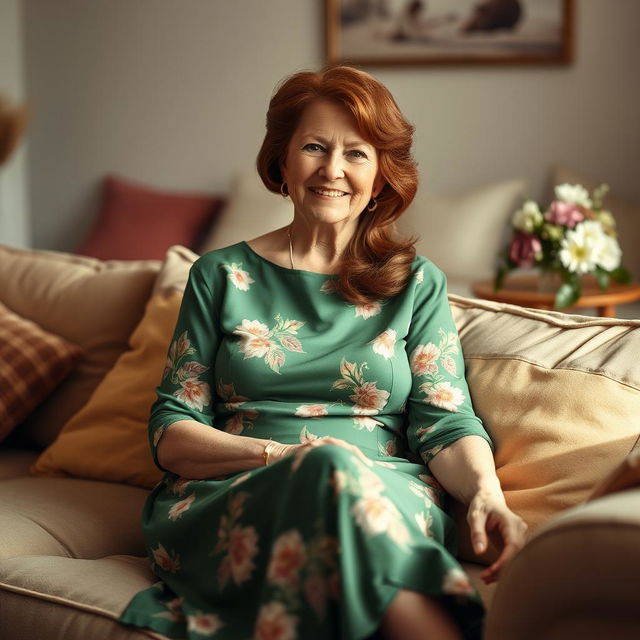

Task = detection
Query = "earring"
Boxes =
[280,182,289,197]
[367,197,378,212]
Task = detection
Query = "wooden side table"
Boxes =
[471,275,640,317]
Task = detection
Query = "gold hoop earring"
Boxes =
[280,182,289,198]
[367,197,378,212]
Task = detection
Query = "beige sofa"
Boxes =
[1,241,639,640]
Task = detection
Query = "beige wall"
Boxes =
[0,0,29,248]
[19,0,640,251]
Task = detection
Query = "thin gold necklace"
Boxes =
[287,225,295,270]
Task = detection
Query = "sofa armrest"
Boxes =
[485,488,640,640]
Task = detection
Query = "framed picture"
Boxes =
[326,0,574,66]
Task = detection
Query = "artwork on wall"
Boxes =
[326,0,574,66]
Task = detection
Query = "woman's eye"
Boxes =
[303,143,324,152]
[348,150,367,159]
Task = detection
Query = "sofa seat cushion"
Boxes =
[0,476,149,559]
[0,554,161,640]
[0,448,39,480]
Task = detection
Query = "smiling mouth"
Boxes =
[309,187,349,197]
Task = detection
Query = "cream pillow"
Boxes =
[32,246,198,488]
[448,294,640,563]
[398,178,527,282]
[199,171,294,252]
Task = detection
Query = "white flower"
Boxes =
[187,612,224,636]
[595,234,622,271]
[352,416,380,431]
[414,512,434,537]
[416,269,424,284]
[168,493,195,521]
[559,225,599,274]
[224,262,254,291]
[442,568,475,596]
[555,183,592,208]
[420,381,465,412]
[371,329,397,359]
[410,344,440,376]
[355,301,382,319]
[174,379,211,412]
[352,495,396,536]
[512,200,543,232]
[295,404,328,418]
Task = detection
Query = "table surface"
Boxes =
[471,275,640,313]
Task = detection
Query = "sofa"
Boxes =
[1,232,639,640]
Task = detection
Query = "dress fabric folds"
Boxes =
[119,241,492,640]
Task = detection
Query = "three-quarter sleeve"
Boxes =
[405,262,493,466]
[148,261,221,470]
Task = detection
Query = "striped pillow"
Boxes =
[0,302,82,441]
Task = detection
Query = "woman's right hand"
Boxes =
[266,437,371,466]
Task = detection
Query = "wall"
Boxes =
[21,0,640,251]
[0,0,29,248]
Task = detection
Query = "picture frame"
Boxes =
[326,0,574,66]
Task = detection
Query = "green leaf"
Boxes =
[609,266,633,285]
[594,268,609,291]
[555,282,581,309]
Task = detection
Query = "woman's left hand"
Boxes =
[466,491,528,584]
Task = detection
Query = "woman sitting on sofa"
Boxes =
[119,65,527,640]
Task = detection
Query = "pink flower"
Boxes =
[224,414,245,435]
[254,601,298,640]
[174,379,211,412]
[168,493,195,521]
[267,530,306,589]
[370,329,397,359]
[295,404,328,418]
[151,543,181,573]
[410,344,440,376]
[420,381,465,412]
[225,263,255,291]
[351,382,389,413]
[508,232,542,268]
[545,200,585,228]
[187,612,224,636]
[354,301,382,319]
[228,525,259,585]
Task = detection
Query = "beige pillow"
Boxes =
[0,245,161,446]
[397,178,527,282]
[32,246,198,488]
[448,294,640,564]
[198,171,294,252]
[552,166,640,280]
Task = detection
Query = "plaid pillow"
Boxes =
[0,302,82,441]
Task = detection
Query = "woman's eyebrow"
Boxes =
[300,133,373,149]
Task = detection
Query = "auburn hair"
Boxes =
[256,65,418,304]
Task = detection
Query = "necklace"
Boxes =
[287,225,295,270]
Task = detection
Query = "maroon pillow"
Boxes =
[76,175,224,260]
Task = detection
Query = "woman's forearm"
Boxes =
[427,435,503,505]
[156,420,276,479]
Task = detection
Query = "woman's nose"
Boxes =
[319,152,345,181]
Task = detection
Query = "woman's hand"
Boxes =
[266,437,371,466]
[466,491,528,584]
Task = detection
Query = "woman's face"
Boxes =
[281,99,384,227]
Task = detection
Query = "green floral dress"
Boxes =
[119,241,493,640]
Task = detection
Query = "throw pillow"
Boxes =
[397,178,527,283]
[198,171,294,253]
[76,174,224,260]
[32,246,198,488]
[448,294,640,564]
[0,244,161,447]
[552,166,640,280]
[0,302,82,442]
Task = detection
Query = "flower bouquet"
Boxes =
[495,183,632,309]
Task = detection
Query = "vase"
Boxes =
[538,270,562,293]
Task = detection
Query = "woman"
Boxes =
[119,65,526,640]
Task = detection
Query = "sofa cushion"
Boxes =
[198,171,294,253]
[0,448,39,481]
[77,174,224,260]
[0,555,158,640]
[0,476,148,559]
[32,246,197,488]
[449,294,640,561]
[397,178,527,281]
[0,302,82,442]
[0,245,161,447]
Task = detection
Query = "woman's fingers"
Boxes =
[311,436,372,466]
[479,513,528,583]
[467,503,489,555]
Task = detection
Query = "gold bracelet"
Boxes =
[262,441,277,466]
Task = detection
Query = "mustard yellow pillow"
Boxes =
[31,245,198,488]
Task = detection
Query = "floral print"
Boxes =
[168,493,195,521]
[295,404,328,418]
[267,530,307,588]
[354,300,382,319]
[254,601,298,640]
[411,328,465,413]
[370,328,397,359]
[223,262,255,291]
[187,613,224,636]
[151,543,181,574]
[332,359,390,418]
[217,380,258,435]
[163,331,211,411]
[234,315,305,374]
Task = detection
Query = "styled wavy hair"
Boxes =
[256,65,418,304]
